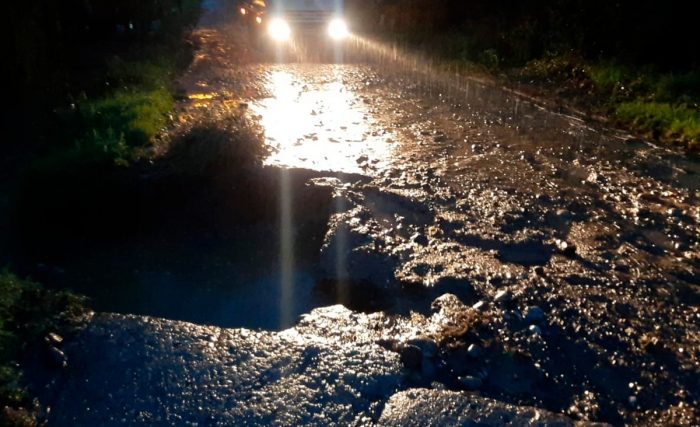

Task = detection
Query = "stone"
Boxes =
[494,290,512,304]
[46,332,64,345]
[431,294,468,313]
[472,300,488,311]
[48,346,68,369]
[556,208,572,219]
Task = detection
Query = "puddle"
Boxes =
[50,242,322,330]
[251,65,395,175]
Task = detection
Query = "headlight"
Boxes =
[268,18,291,41]
[328,19,349,40]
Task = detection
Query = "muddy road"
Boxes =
[26,1,699,425]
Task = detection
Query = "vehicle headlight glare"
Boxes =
[268,18,291,41]
[328,19,349,40]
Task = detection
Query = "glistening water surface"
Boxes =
[252,64,396,175]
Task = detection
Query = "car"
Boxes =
[238,0,266,26]
[265,0,349,41]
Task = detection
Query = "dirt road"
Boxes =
[35,1,699,425]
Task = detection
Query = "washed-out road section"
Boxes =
[33,1,699,425]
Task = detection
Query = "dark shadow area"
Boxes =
[314,279,391,314]
[8,119,347,330]
[454,234,554,267]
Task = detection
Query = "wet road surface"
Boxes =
[33,1,699,425]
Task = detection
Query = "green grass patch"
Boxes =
[588,63,632,90]
[0,271,87,424]
[80,88,174,149]
[615,102,700,148]
[517,55,700,148]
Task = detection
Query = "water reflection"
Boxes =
[251,66,394,175]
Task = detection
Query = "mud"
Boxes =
[23,0,700,425]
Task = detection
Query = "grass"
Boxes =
[31,0,201,171]
[3,2,201,425]
[80,88,174,150]
[615,102,700,148]
[518,56,700,149]
[0,271,87,426]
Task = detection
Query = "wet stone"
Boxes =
[431,294,469,314]
[556,209,572,219]
[379,389,586,426]
[48,346,68,369]
[472,300,488,311]
[494,290,512,304]
[46,332,64,346]
[536,194,552,203]
[356,155,369,164]
[614,262,631,273]
[434,277,474,301]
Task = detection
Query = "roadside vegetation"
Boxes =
[518,57,700,148]
[0,271,87,426]
[4,1,202,424]
[349,0,700,150]
[6,0,201,193]
[11,0,202,247]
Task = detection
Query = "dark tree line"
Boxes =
[349,0,698,68]
[7,1,188,104]
[6,0,193,144]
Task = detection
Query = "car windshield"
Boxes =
[270,0,337,12]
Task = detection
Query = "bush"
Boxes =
[166,116,267,177]
[520,54,587,82]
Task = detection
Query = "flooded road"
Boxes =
[252,65,395,174]
[29,1,700,425]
